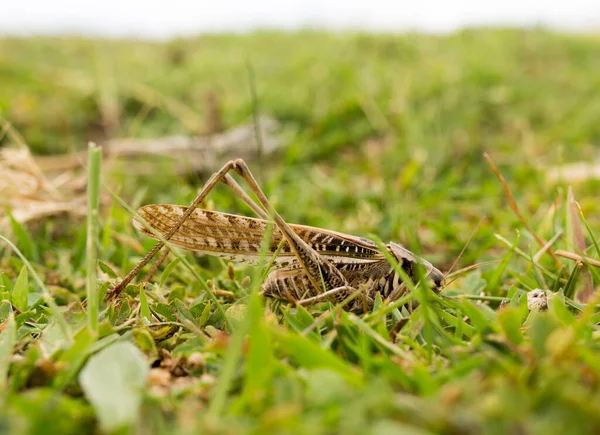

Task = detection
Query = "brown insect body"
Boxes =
[134,205,444,311]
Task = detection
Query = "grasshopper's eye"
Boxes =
[428,267,445,290]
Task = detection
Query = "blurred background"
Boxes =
[1,1,600,271]
[2,0,600,36]
[3,5,600,432]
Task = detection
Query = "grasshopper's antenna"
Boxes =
[445,218,483,279]
[437,217,483,290]
[441,260,502,290]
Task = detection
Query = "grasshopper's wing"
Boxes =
[134,204,385,269]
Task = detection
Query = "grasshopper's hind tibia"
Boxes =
[225,161,360,307]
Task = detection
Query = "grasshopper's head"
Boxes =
[388,242,444,291]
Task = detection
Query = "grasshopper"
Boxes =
[112,159,444,312]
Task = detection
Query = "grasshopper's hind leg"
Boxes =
[263,268,374,312]
[231,160,353,302]
[111,160,271,297]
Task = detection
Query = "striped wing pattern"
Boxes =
[134,204,385,269]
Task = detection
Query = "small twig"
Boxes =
[86,143,102,334]
[555,250,600,268]
[483,152,562,268]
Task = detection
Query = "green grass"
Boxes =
[2,28,600,434]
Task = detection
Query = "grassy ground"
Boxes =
[2,29,600,434]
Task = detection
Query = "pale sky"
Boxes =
[1,0,599,38]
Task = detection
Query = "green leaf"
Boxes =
[283,305,320,340]
[0,300,12,322]
[151,302,176,322]
[159,257,181,287]
[369,420,433,435]
[549,292,576,326]
[498,307,524,345]
[98,260,118,279]
[174,299,196,325]
[53,327,97,389]
[11,266,29,312]
[225,304,247,328]
[9,388,94,433]
[436,308,476,338]
[243,292,273,404]
[197,302,212,327]
[528,313,558,358]
[578,204,600,259]
[0,313,16,391]
[1,272,13,293]
[462,270,487,295]
[7,210,39,261]
[304,368,352,406]
[79,341,148,432]
[139,288,152,323]
[460,299,494,333]
[488,232,519,292]
[271,324,360,386]
[132,327,157,359]
[108,299,132,326]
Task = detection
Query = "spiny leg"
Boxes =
[231,160,351,300]
[297,285,376,313]
[110,160,269,298]
[139,173,268,285]
[223,174,269,219]
[296,286,356,306]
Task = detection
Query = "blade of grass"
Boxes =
[11,266,29,312]
[87,143,102,334]
[7,211,39,262]
[495,234,557,280]
[0,313,15,396]
[484,152,562,268]
[577,202,600,259]
[347,314,416,361]
[563,263,581,300]
[208,213,276,417]
[370,235,444,360]
[487,230,520,292]
[533,230,563,264]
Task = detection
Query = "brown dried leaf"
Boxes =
[568,187,594,302]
